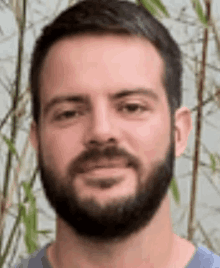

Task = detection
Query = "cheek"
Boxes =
[41,127,83,174]
[126,115,170,164]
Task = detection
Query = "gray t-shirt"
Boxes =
[14,242,220,268]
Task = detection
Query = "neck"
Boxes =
[47,194,187,268]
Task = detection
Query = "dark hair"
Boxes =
[30,0,182,125]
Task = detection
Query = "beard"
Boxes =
[37,131,175,244]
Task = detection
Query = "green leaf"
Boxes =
[37,229,53,235]
[210,153,216,173]
[170,177,180,205]
[149,0,169,17]
[21,182,35,203]
[136,0,169,18]
[191,0,208,26]
[24,229,38,254]
[28,201,37,232]
[19,203,27,220]
[1,134,20,161]
[18,201,39,254]
[37,229,53,234]
[23,214,39,254]
[20,182,39,254]
[139,0,158,17]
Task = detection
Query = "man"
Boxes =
[15,0,220,267]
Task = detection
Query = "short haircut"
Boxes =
[29,0,182,125]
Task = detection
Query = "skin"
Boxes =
[30,34,195,268]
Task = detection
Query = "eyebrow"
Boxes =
[44,88,159,116]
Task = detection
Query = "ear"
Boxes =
[30,120,39,154]
[174,107,192,158]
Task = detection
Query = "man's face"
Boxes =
[33,35,175,242]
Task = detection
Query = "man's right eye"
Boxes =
[55,110,79,121]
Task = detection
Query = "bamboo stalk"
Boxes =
[0,88,29,132]
[0,128,31,242]
[211,18,220,61]
[0,167,38,267]
[0,0,27,256]
[187,0,211,241]
[190,89,220,112]
[196,220,215,252]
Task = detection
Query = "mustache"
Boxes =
[68,146,140,176]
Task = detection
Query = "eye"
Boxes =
[55,110,81,121]
[54,102,149,122]
[119,103,149,115]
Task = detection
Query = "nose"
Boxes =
[83,102,120,149]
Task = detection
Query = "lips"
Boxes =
[81,158,129,173]
[84,177,123,188]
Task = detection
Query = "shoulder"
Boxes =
[172,235,220,268]
[13,243,52,268]
[187,245,220,268]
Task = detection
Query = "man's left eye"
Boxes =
[118,103,149,114]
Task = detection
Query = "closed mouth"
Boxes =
[84,177,123,189]
[82,158,131,173]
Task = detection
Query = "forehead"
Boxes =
[40,34,167,111]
